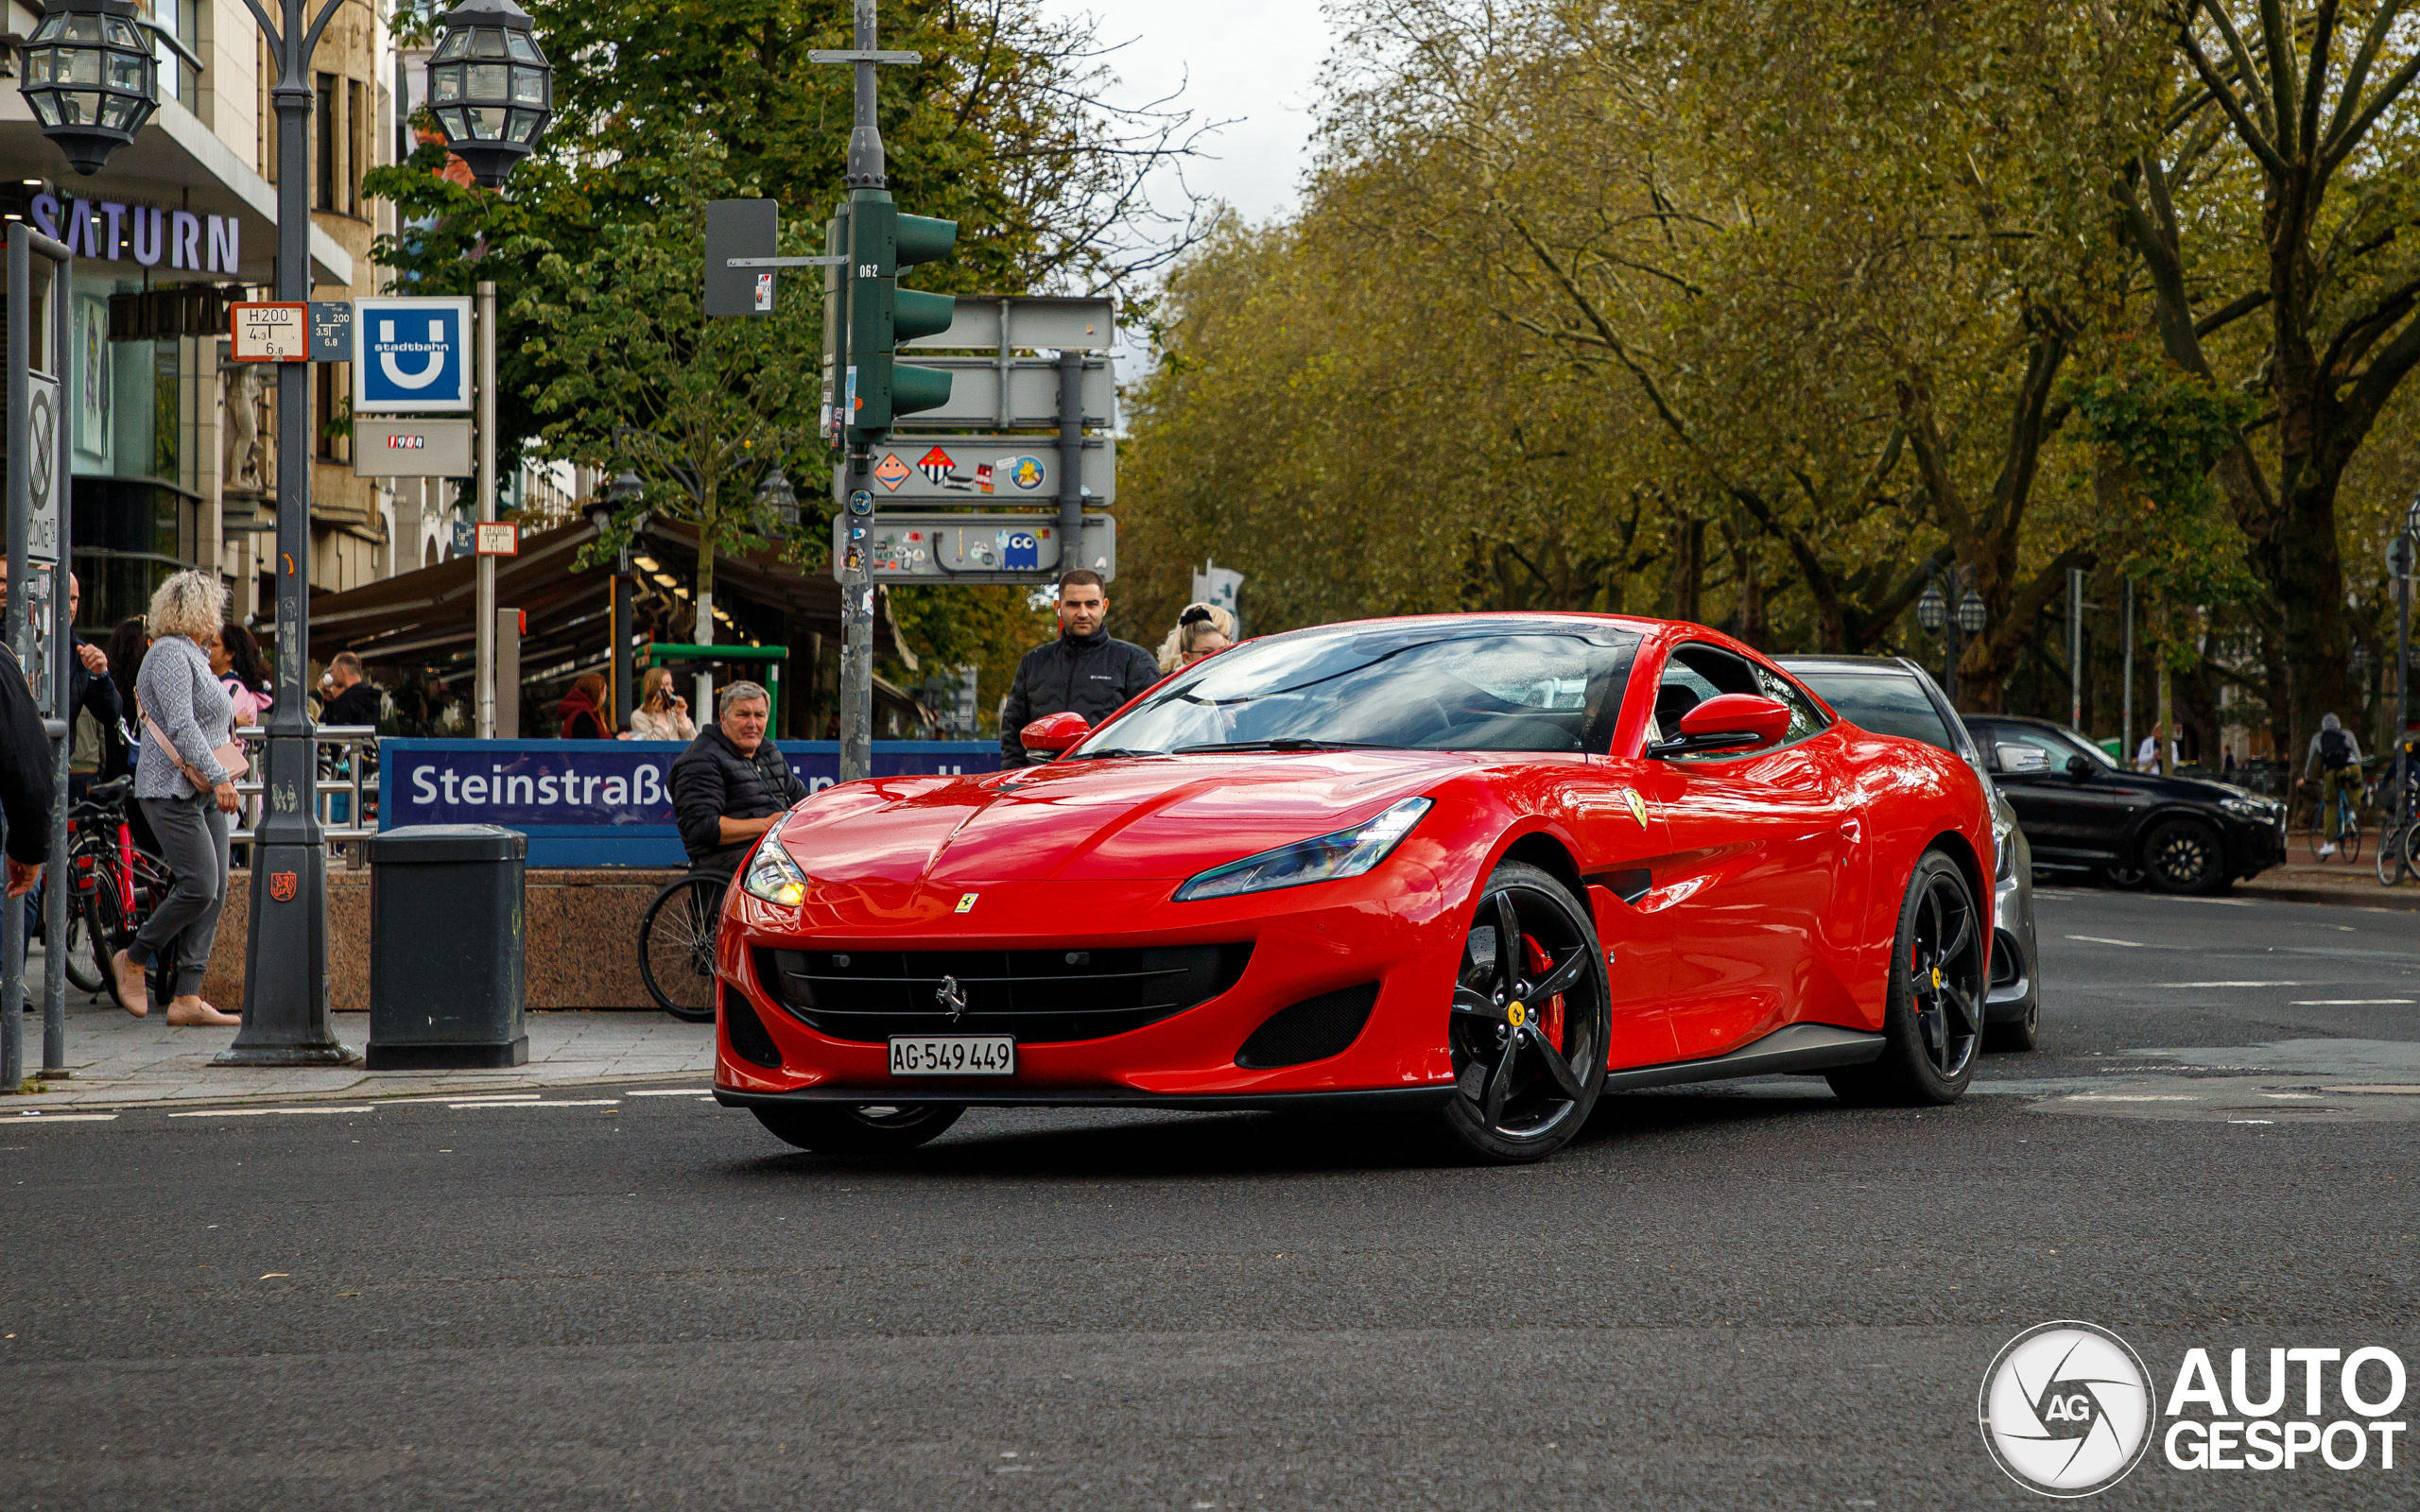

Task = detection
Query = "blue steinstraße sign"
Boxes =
[353,296,473,413]
[378,739,999,867]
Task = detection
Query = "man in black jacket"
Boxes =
[0,642,55,898]
[998,570,1160,767]
[669,681,807,875]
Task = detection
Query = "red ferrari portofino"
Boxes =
[712,614,1996,1162]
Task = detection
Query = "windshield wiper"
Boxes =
[1070,747,1166,760]
[1171,738,1400,754]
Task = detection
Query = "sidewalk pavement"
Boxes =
[2238,859,2420,912]
[6,948,712,1109]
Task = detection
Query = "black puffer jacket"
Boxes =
[998,627,1161,766]
[669,725,807,871]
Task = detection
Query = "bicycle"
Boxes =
[2379,761,2420,885]
[2303,772,2366,862]
[636,870,728,1022]
[69,776,177,1001]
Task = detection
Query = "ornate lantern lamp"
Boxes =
[424,0,553,188]
[18,0,159,176]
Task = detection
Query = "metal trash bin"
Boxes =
[366,824,528,1070]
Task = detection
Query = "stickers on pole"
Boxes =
[864,437,1110,502]
[831,513,1115,584]
[230,302,308,362]
[352,296,473,412]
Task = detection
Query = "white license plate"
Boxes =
[888,1035,1016,1076]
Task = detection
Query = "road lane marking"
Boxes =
[3,1111,116,1122]
[2066,936,2148,948]
[2057,1094,2199,1102]
[2289,999,2415,1005]
[167,1106,376,1118]
[444,1099,622,1108]
[2152,981,2308,988]
[628,1089,715,1097]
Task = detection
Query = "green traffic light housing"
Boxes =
[843,190,959,443]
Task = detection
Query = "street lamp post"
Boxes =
[1915,566,1988,708]
[213,0,547,1063]
[600,470,646,731]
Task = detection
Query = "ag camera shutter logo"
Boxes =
[352,296,473,413]
[1979,1321,2156,1497]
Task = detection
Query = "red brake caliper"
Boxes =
[1523,935,1564,1053]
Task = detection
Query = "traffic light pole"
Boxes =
[836,0,885,783]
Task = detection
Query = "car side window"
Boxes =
[1982,724,2072,775]
[1651,643,1825,754]
[1753,665,1831,745]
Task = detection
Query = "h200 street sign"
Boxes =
[832,512,1115,584]
[353,296,473,412]
[231,302,309,361]
[863,436,1115,504]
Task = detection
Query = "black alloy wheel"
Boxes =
[2143,816,2229,895]
[638,873,726,1022]
[1441,860,1612,1163]
[752,1103,964,1155]
[1829,850,1982,1106]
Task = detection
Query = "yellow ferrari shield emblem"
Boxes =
[1508,1001,1527,1027]
[1624,789,1649,828]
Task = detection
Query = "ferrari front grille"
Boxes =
[756,944,1253,1045]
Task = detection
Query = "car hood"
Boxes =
[775,749,1494,887]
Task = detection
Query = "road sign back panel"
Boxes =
[863,435,1115,502]
[833,513,1115,583]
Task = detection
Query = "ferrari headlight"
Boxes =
[740,826,808,907]
[1175,797,1432,902]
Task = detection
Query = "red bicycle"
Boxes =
[68,776,176,997]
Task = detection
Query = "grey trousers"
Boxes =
[132,793,232,998]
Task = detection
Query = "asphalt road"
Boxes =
[8,887,2420,1509]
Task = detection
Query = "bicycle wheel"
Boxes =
[2342,813,2366,863]
[2378,822,2411,886]
[59,903,101,993]
[638,874,727,1022]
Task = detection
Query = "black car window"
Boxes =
[1794,672,1954,753]
[1653,644,1828,755]
[1753,664,1834,745]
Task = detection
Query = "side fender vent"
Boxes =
[1236,984,1379,1069]
[724,986,785,1069]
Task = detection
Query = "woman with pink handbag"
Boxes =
[111,570,245,1026]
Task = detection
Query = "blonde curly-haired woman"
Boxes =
[1155,602,1235,673]
[112,569,242,1026]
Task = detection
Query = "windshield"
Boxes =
[1075,620,1641,757]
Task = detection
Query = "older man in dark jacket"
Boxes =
[669,680,806,875]
[998,569,1160,766]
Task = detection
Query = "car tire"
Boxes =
[2143,817,2227,896]
[1438,861,1612,1164]
[751,1104,964,1155]
[1827,850,1982,1107]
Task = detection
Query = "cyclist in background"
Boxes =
[2303,712,2364,857]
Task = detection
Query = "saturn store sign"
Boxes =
[28,193,243,274]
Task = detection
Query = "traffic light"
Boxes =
[844,190,957,443]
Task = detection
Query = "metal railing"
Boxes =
[230,725,378,846]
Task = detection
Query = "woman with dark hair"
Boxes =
[102,616,149,782]
[210,623,274,725]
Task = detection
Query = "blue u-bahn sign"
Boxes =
[378,739,998,867]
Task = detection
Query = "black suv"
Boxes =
[1962,714,2286,895]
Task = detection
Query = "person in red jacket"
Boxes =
[559,672,612,739]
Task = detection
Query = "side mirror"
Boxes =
[1651,693,1792,758]
[1996,744,2051,775]
[1020,711,1091,757]
[2066,754,2095,782]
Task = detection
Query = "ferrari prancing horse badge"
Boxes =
[1622,789,1649,828]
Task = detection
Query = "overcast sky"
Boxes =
[1041,0,1342,232]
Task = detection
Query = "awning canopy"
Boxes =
[306,517,911,676]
